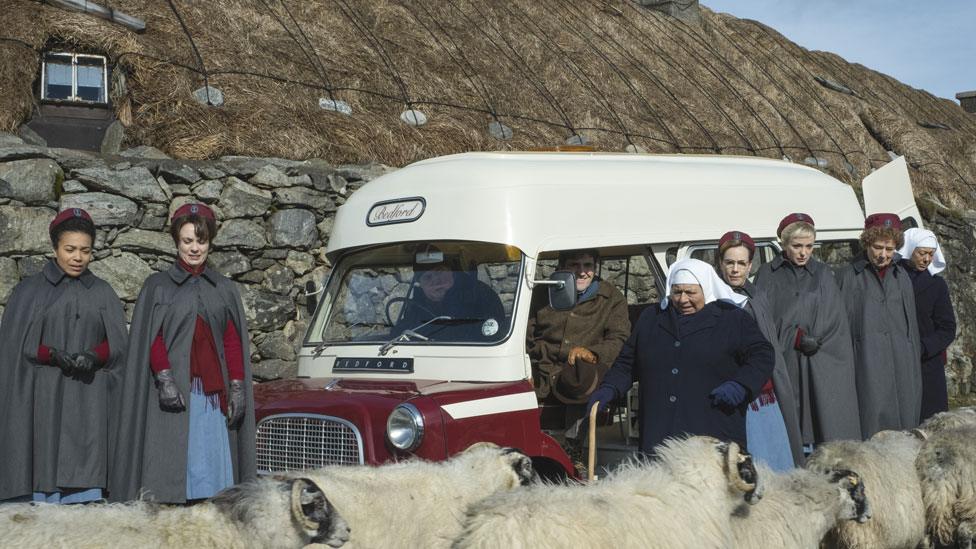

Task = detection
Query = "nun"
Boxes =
[716,230,801,469]
[109,203,255,503]
[753,213,861,448]
[588,258,774,454]
[0,208,127,503]
[897,228,955,421]
[837,213,922,437]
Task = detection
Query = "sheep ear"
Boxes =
[290,478,329,532]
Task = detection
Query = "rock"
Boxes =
[61,192,139,226]
[0,132,25,147]
[0,144,51,162]
[190,179,223,203]
[0,205,56,254]
[159,163,201,185]
[316,216,334,241]
[113,162,132,171]
[218,177,273,218]
[120,145,170,159]
[274,187,335,212]
[215,219,267,249]
[263,263,295,294]
[100,120,125,154]
[251,257,276,270]
[16,125,46,147]
[0,256,19,305]
[240,284,295,331]
[252,359,297,381]
[192,85,224,106]
[249,164,290,188]
[209,251,251,277]
[287,174,313,187]
[156,176,173,202]
[238,270,264,284]
[336,162,393,183]
[73,166,167,203]
[199,166,226,180]
[87,252,153,300]
[114,229,175,256]
[0,178,10,199]
[62,179,87,193]
[285,250,314,275]
[0,158,62,205]
[261,249,289,260]
[17,255,48,278]
[257,331,297,361]
[268,209,317,248]
[169,184,191,196]
[327,173,348,195]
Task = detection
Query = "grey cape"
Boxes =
[836,256,922,437]
[754,256,861,443]
[109,263,256,503]
[735,280,804,465]
[0,260,127,500]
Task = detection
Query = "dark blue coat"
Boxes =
[901,260,957,419]
[600,301,774,453]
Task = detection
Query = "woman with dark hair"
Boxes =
[837,213,922,437]
[716,230,801,469]
[897,228,956,421]
[753,213,860,448]
[110,203,255,503]
[0,208,127,503]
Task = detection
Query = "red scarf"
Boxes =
[749,380,777,411]
[179,258,227,412]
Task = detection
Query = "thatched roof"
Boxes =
[2,0,974,208]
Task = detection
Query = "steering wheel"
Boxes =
[385,296,408,326]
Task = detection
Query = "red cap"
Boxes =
[864,213,900,230]
[171,203,215,222]
[777,212,815,237]
[719,230,755,255]
[49,207,93,232]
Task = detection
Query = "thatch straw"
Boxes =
[1,0,973,208]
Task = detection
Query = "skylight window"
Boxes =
[41,52,108,103]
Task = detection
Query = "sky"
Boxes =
[702,0,975,101]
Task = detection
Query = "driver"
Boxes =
[393,249,506,342]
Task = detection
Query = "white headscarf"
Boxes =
[897,228,946,275]
[661,258,748,310]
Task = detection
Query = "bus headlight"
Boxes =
[387,403,424,451]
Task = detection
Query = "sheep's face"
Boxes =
[502,447,538,487]
[461,443,538,487]
[717,441,762,505]
[210,477,350,548]
[828,469,871,524]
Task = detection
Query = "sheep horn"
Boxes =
[725,442,761,501]
[463,441,500,453]
[910,428,929,441]
[291,478,323,532]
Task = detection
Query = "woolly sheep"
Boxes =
[452,436,762,549]
[805,430,926,549]
[919,406,976,433]
[292,443,536,548]
[0,476,349,549]
[915,425,976,548]
[730,465,870,549]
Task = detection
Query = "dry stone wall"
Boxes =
[0,131,392,380]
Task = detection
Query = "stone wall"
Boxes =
[0,131,391,380]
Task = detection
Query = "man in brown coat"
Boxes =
[527,249,631,430]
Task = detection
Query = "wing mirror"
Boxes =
[546,271,577,311]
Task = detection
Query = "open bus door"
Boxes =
[862,156,924,229]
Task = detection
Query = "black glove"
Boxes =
[797,333,821,356]
[226,379,246,428]
[155,369,186,412]
[709,381,748,407]
[71,351,100,375]
[587,386,617,415]
[49,348,76,375]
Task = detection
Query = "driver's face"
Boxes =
[418,266,454,302]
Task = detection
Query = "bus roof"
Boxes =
[327,152,866,258]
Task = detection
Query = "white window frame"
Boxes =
[40,52,109,104]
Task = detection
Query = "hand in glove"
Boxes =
[795,328,821,356]
[50,348,76,375]
[71,351,100,375]
[709,381,748,408]
[586,386,617,415]
[155,369,186,412]
[568,346,597,366]
[226,379,246,428]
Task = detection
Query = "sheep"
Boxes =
[805,429,926,549]
[919,406,976,434]
[915,424,976,549]
[730,465,871,549]
[290,443,537,548]
[451,436,762,549]
[0,476,349,549]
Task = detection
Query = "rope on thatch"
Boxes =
[164,0,212,105]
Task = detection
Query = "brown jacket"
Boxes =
[527,280,631,402]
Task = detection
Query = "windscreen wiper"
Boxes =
[377,315,487,356]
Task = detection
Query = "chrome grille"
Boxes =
[256,414,364,473]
